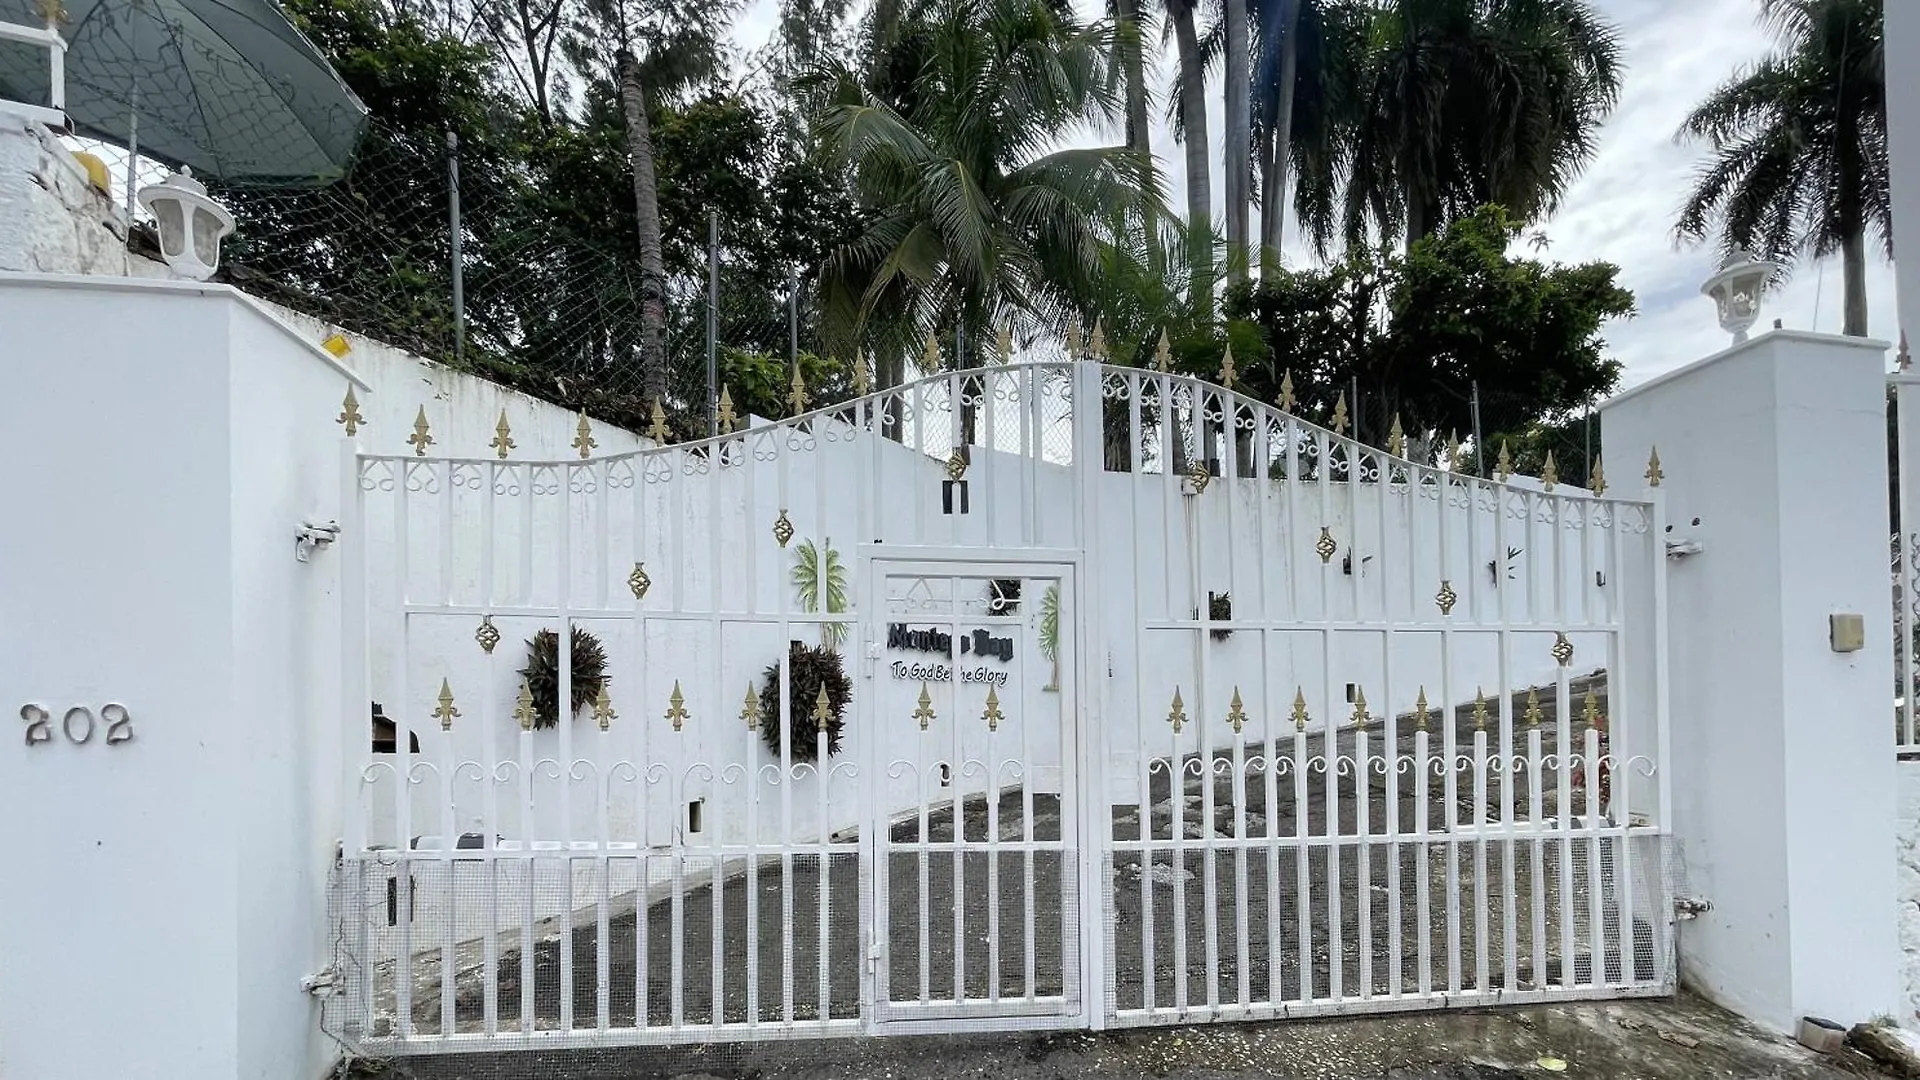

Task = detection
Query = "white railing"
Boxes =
[0,16,66,128]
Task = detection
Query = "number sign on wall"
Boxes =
[19,704,134,747]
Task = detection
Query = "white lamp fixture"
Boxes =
[1700,249,1783,344]
[136,167,235,281]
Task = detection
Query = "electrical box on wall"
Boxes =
[1830,613,1865,653]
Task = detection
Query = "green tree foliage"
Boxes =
[1289,0,1622,252]
[810,0,1168,385]
[1226,206,1632,470]
[1675,0,1887,337]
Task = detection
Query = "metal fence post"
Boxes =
[447,130,464,366]
[788,268,800,376]
[1470,381,1486,478]
[708,210,719,437]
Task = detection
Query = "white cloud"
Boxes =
[733,0,1902,386]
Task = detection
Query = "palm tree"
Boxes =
[1252,0,1368,267]
[811,0,1168,384]
[1675,0,1887,337]
[1223,0,1252,283]
[1310,0,1621,251]
[1166,0,1215,318]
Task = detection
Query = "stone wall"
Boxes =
[0,106,170,277]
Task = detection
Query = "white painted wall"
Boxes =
[1898,763,1920,1023]
[0,276,361,1080]
[1602,329,1898,1034]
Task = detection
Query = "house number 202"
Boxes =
[19,704,134,747]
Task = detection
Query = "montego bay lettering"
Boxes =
[889,661,1010,686]
[886,624,1014,662]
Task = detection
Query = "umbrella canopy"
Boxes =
[0,0,367,184]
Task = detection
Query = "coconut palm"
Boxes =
[811,0,1168,383]
[1165,0,1216,318]
[1675,0,1887,337]
[1316,0,1621,251]
[1252,0,1368,266]
[1223,0,1252,284]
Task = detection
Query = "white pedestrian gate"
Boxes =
[326,358,1673,1054]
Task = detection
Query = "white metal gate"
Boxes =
[326,357,1671,1054]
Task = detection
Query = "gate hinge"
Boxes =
[296,519,341,562]
[301,965,339,996]
[1674,896,1713,920]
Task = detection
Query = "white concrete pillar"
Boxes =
[1601,329,1897,1033]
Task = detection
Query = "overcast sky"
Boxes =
[730,0,1900,389]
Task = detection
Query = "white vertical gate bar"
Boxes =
[595,728,611,1032]
[1471,720,1489,993]
[1414,720,1431,997]
[919,671,934,1006]
[518,690,535,1032]
[631,451,652,1031]
[1262,631,1281,1007]
[1355,717,1372,999]
[1384,621,1400,998]
[987,694,1002,1006]
[1322,627,1341,1001]
[439,716,455,1036]
[1557,669,1575,988]
[1292,713,1311,1002]
[1498,626,1517,995]
[715,438,732,1030]
[557,462,575,1034]
[775,436,794,1027]
[1441,631,1460,995]
[394,462,414,1039]
[1200,392,1219,1014]
[1900,379,1920,744]
[1232,695,1249,1009]
[1132,372,1155,1017]
[1583,723,1604,988]
[338,445,372,1035]
[949,575,965,1005]
[1527,713,1545,991]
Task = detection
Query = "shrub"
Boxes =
[518,626,608,729]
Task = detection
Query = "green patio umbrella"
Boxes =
[0,0,366,185]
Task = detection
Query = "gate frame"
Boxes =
[858,546,1100,1034]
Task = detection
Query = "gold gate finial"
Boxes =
[572,412,597,458]
[1291,688,1310,732]
[1066,320,1084,359]
[664,680,690,731]
[1278,369,1296,412]
[1350,686,1370,729]
[1167,687,1187,733]
[1524,687,1544,728]
[1582,690,1602,728]
[1436,579,1458,615]
[407,406,434,456]
[1473,688,1490,731]
[772,508,795,548]
[1154,328,1172,372]
[921,332,942,374]
[1219,342,1236,389]
[628,562,651,600]
[853,352,873,396]
[514,680,536,731]
[336,386,366,436]
[1541,450,1558,491]
[1414,687,1431,731]
[1090,318,1109,360]
[982,685,1004,731]
[1226,687,1247,734]
[789,366,812,414]
[1645,446,1664,488]
[432,678,460,731]
[1448,431,1464,469]
[1331,392,1349,436]
[594,685,618,730]
[741,682,761,729]
[718,386,737,434]
[1590,457,1607,496]
[913,682,936,730]
[647,398,671,442]
[490,410,515,459]
[812,684,834,733]
[1388,414,1406,457]
[996,323,1013,364]
[1495,439,1513,482]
